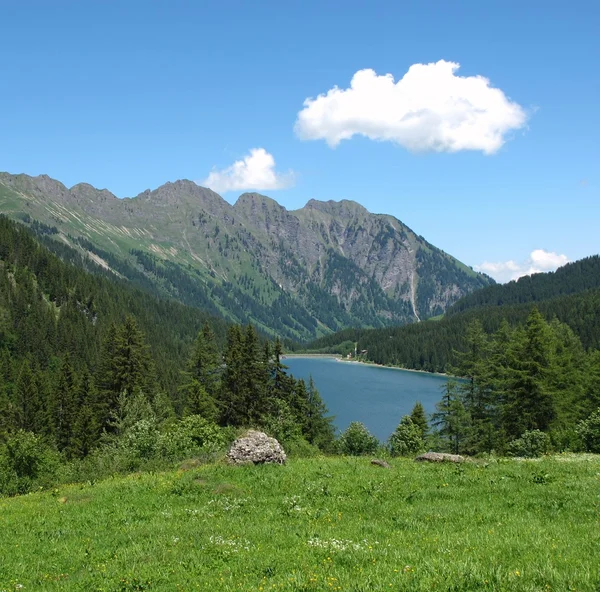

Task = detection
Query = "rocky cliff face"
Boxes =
[0,172,493,339]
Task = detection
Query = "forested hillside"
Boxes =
[301,256,600,372]
[0,216,335,494]
[0,215,230,394]
[446,255,600,316]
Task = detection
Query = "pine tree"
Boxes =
[112,316,156,399]
[220,325,245,426]
[0,382,16,439]
[303,376,335,450]
[180,322,221,418]
[502,308,556,438]
[96,317,156,431]
[242,324,267,424]
[14,359,40,432]
[71,369,100,458]
[409,401,428,439]
[432,379,471,454]
[95,323,119,427]
[389,415,424,456]
[50,354,78,455]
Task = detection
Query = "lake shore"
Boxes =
[282,353,342,359]
[285,353,450,377]
[335,358,450,377]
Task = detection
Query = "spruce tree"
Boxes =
[180,322,221,417]
[503,308,556,437]
[71,369,100,458]
[242,324,267,424]
[14,359,40,433]
[220,325,245,426]
[432,379,471,454]
[50,354,78,455]
[410,401,428,439]
[303,376,335,450]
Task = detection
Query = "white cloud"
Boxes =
[295,60,527,154]
[475,249,569,283]
[202,148,294,194]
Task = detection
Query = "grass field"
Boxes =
[1,455,599,591]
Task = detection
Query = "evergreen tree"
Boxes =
[96,317,156,431]
[95,323,119,427]
[241,324,267,424]
[502,308,556,438]
[0,382,16,439]
[180,322,221,418]
[409,401,428,439]
[71,369,100,458]
[50,354,78,455]
[302,376,335,450]
[389,415,424,456]
[220,325,245,426]
[13,359,40,433]
[432,379,471,454]
[112,316,156,400]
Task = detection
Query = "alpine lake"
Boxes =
[284,356,449,441]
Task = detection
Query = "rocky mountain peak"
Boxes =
[0,170,494,340]
[302,198,369,220]
[135,180,228,210]
[70,183,118,203]
[234,192,285,213]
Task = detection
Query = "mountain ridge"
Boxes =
[0,171,493,340]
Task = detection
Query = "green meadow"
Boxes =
[1,455,599,592]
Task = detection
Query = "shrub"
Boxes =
[337,422,379,456]
[122,419,161,462]
[576,408,600,453]
[283,436,322,458]
[160,415,226,459]
[0,430,60,495]
[507,430,551,458]
[389,416,424,456]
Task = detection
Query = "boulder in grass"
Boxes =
[227,430,287,465]
[371,459,391,469]
[414,452,465,463]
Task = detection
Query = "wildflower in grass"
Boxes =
[307,538,379,551]
[208,535,252,553]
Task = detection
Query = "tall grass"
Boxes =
[1,455,599,591]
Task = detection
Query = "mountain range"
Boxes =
[0,172,492,340]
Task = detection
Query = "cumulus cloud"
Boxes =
[475,249,569,283]
[202,148,294,194]
[295,60,527,154]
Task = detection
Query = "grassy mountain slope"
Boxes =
[0,172,493,340]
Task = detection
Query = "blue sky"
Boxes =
[1,1,598,281]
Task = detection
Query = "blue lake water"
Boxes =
[284,357,449,442]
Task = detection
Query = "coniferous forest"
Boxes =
[0,216,334,495]
[1,212,600,498]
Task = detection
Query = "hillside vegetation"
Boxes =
[302,256,600,371]
[0,172,492,340]
[1,455,599,591]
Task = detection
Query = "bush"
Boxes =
[507,430,551,458]
[122,419,161,462]
[160,415,226,459]
[576,408,600,453]
[0,430,60,495]
[389,416,424,456]
[283,436,322,458]
[337,422,379,456]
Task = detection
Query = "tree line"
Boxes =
[431,309,600,455]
